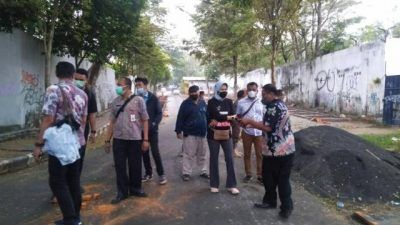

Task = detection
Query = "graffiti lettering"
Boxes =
[20,70,44,107]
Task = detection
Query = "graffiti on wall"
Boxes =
[21,70,44,127]
[312,66,363,112]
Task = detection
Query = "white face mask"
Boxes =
[248,90,257,99]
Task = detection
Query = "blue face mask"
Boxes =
[135,88,146,96]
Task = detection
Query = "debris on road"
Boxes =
[352,211,379,225]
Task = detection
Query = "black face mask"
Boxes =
[218,91,227,99]
[190,94,199,101]
[262,99,271,105]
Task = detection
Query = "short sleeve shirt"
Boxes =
[110,95,149,140]
[42,80,88,146]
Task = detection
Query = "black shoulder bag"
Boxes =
[115,95,136,119]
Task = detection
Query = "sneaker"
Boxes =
[182,174,190,181]
[159,175,167,185]
[199,172,210,179]
[279,209,292,219]
[227,188,240,195]
[243,175,253,183]
[142,174,153,183]
[50,195,58,204]
[210,187,219,193]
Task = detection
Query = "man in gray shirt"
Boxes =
[236,82,264,183]
[105,77,150,204]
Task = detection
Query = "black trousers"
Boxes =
[48,155,81,224]
[262,154,294,211]
[113,138,143,197]
[142,129,165,176]
[78,145,86,176]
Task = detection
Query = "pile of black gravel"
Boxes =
[293,126,400,203]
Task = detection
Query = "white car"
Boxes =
[173,89,180,95]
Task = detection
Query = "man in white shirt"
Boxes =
[236,82,264,183]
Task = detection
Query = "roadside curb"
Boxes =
[0,122,109,176]
[0,152,48,175]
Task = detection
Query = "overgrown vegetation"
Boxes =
[360,133,400,152]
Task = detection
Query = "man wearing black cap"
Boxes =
[175,85,209,181]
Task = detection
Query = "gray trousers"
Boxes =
[208,138,237,188]
[182,135,209,175]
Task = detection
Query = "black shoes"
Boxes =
[279,209,292,219]
[111,195,127,204]
[130,191,148,198]
[254,202,277,209]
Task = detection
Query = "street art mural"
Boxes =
[21,70,44,127]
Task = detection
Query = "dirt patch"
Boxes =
[293,126,400,203]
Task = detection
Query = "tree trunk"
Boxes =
[270,36,277,85]
[232,55,238,95]
[88,62,102,86]
[314,0,322,57]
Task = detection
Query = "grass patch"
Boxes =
[360,133,400,152]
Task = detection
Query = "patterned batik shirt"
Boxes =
[262,99,295,157]
[42,80,88,146]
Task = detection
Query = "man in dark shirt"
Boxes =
[74,69,98,184]
[134,77,167,185]
[175,85,209,181]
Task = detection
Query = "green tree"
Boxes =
[0,0,81,87]
[252,0,302,84]
[193,0,259,93]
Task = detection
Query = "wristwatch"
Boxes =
[143,140,149,142]
[105,140,111,144]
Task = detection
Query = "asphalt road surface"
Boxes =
[0,95,351,225]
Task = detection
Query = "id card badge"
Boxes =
[130,114,136,122]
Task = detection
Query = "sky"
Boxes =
[160,0,400,45]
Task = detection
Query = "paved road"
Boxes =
[0,96,352,225]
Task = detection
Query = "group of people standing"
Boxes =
[33,62,167,225]
[32,61,295,224]
[175,81,296,219]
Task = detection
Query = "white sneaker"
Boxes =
[210,187,219,193]
[227,188,240,195]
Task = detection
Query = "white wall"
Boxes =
[0,30,116,131]
[275,41,387,116]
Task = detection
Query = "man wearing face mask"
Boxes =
[236,82,264,184]
[74,69,98,184]
[105,77,150,204]
[134,77,167,185]
[175,85,209,181]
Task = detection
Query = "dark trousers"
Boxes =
[113,138,143,197]
[142,129,165,176]
[78,145,86,176]
[48,155,81,224]
[262,154,294,211]
[208,138,237,188]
